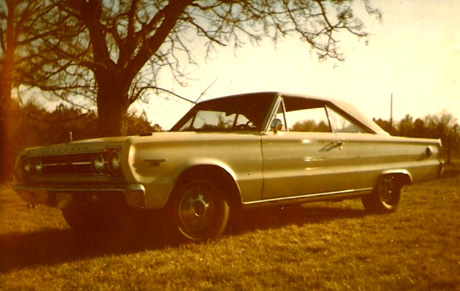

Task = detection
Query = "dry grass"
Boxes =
[1,175,459,290]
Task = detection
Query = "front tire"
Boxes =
[169,179,230,242]
[362,175,401,213]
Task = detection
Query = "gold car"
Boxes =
[14,92,443,241]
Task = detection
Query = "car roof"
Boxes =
[200,92,388,135]
[281,92,388,135]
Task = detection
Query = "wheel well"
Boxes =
[395,173,412,186]
[170,165,243,210]
[380,171,412,188]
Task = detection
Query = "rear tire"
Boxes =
[362,175,401,213]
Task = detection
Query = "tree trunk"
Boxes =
[95,71,130,137]
[0,70,13,183]
[0,90,12,183]
[0,46,15,183]
[0,0,19,182]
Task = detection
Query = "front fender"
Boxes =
[142,158,240,209]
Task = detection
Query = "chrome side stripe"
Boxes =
[243,187,373,208]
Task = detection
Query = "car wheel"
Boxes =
[169,179,230,242]
[362,175,401,213]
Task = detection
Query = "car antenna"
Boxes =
[195,76,219,104]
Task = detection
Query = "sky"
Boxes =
[133,0,460,130]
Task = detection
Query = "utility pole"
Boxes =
[389,93,393,135]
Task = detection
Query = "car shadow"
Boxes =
[231,204,367,234]
[0,204,367,274]
[0,225,165,274]
[441,169,460,178]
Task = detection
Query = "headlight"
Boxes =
[92,154,105,174]
[33,159,42,174]
[22,158,31,176]
[108,150,122,175]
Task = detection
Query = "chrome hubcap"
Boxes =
[176,182,221,240]
[189,195,209,217]
[379,176,396,205]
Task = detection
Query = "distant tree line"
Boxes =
[291,120,330,133]
[374,113,460,163]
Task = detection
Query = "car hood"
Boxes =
[21,136,132,157]
[20,131,256,157]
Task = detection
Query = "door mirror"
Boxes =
[271,118,283,134]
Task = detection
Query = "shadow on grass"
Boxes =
[233,204,367,234]
[0,225,165,274]
[441,169,460,178]
[0,204,366,274]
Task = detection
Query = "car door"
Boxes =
[261,96,348,200]
[323,105,375,190]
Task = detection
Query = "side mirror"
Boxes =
[270,118,283,134]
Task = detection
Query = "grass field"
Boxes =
[1,174,459,290]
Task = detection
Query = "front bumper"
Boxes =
[14,183,146,209]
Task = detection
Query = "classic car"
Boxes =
[14,92,443,241]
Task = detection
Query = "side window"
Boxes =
[286,107,331,132]
[326,106,366,133]
[282,97,331,133]
[191,110,235,131]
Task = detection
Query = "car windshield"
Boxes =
[171,93,276,132]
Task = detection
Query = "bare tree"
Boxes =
[32,0,380,137]
[0,0,56,182]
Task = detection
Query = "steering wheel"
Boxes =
[234,121,255,130]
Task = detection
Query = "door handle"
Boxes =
[333,141,344,150]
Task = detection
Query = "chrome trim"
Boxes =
[14,184,146,208]
[243,187,373,208]
[69,161,92,166]
[41,161,92,167]
[380,169,413,184]
[14,183,144,193]
[262,93,283,133]
[439,160,445,177]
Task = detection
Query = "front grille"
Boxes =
[39,153,94,175]
[19,148,122,179]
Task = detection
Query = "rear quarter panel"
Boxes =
[339,133,443,190]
